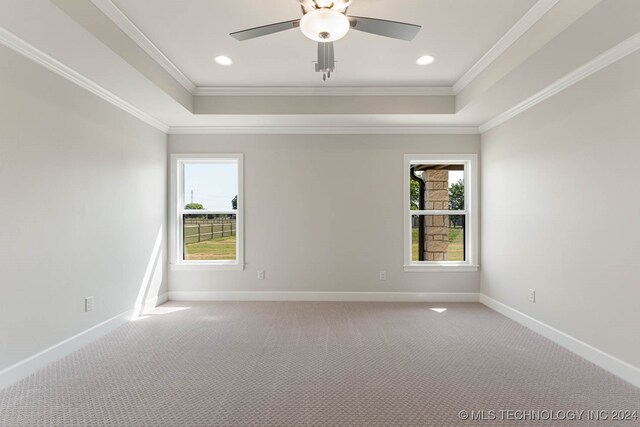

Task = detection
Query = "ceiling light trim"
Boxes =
[0,26,169,133]
[90,0,196,93]
[168,126,479,135]
[479,31,640,133]
[193,86,454,97]
[453,0,560,95]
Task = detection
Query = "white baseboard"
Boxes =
[0,309,132,391]
[480,294,640,388]
[168,291,479,302]
[133,292,169,316]
[147,292,169,307]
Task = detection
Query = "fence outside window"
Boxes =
[183,217,236,245]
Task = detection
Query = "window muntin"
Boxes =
[404,155,477,270]
[174,155,243,268]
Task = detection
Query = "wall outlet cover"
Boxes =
[85,296,94,312]
[528,289,536,303]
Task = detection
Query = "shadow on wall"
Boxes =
[132,226,164,319]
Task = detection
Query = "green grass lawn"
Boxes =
[412,227,464,261]
[184,235,236,260]
[448,227,464,260]
[187,227,462,262]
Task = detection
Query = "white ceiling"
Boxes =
[111,0,537,87]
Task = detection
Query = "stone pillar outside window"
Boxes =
[424,169,449,261]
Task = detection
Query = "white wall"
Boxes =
[0,45,167,372]
[481,51,640,370]
[169,133,480,296]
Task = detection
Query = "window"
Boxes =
[404,154,478,272]
[170,154,243,270]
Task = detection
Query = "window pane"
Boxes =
[409,164,465,210]
[183,214,237,261]
[183,162,238,211]
[412,215,465,262]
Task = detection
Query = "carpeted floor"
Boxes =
[0,302,638,426]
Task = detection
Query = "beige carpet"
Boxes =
[1,302,638,426]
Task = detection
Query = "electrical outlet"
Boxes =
[379,270,387,281]
[85,296,94,312]
[257,270,265,280]
[528,289,536,303]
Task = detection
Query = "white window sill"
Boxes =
[403,264,479,273]
[170,263,245,272]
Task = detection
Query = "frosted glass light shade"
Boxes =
[300,9,350,42]
[315,0,334,7]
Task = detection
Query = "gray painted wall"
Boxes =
[169,134,480,294]
[0,46,167,371]
[481,51,640,369]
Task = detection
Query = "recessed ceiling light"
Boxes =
[416,55,435,65]
[214,55,233,66]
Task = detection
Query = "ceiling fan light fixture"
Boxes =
[300,8,350,42]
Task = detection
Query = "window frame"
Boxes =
[169,153,244,271]
[403,154,479,272]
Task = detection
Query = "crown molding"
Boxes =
[480,31,640,133]
[8,8,635,138]
[0,26,170,133]
[453,0,559,95]
[89,0,196,94]
[168,126,479,135]
[193,86,454,97]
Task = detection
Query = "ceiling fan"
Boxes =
[230,0,421,81]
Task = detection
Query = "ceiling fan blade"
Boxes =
[230,19,301,41]
[348,16,421,41]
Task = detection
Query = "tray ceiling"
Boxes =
[110,0,537,87]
